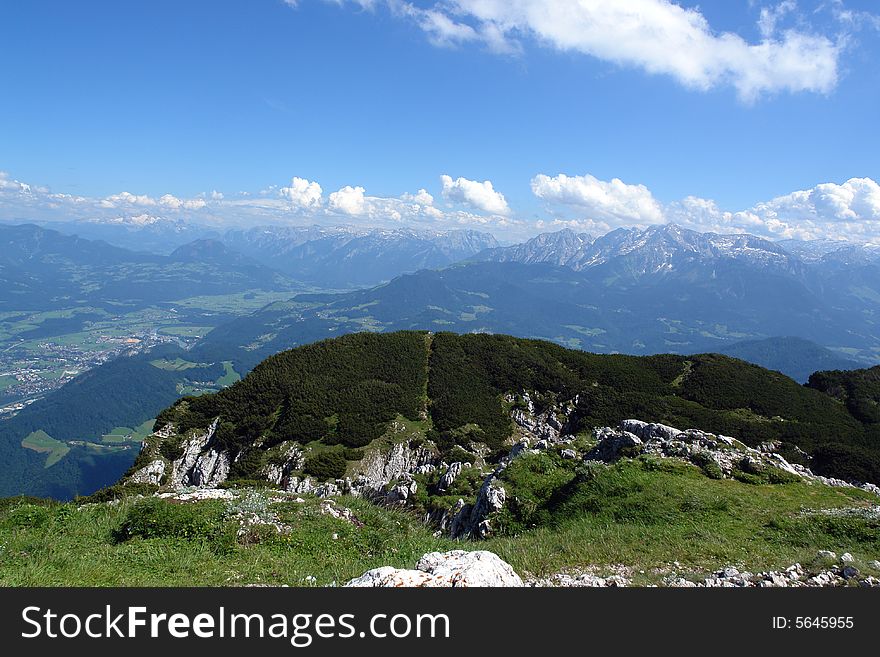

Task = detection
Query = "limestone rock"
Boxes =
[585,428,643,462]
[438,461,470,492]
[345,550,523,587]
[128,459,166,486]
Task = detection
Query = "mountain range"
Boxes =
[221,225,499,288]
[0,224,296,311]
[13,219,501,289]
[2,219,880,499]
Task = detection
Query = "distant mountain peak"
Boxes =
[480,224,798,277]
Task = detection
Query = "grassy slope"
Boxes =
[1,456,877,586]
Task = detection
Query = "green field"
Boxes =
[216,361,241,386]
[0,292,292,400]
[101,419,155,444]
[149,358,205,371]
[168,291,295,313]
[20,431,70,468]
[157,326,212,338]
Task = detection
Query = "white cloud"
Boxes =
[758,1,797,40]
[159,194,208,210]
[531,173,664,225]
[97,190,208,211]
[279,176,323,209]
[7,166,880,244]
[441,174,510,215]
[532,172,880,242]
[99,191,157,208]
[329,185,367,215]
[740,178,880,239]
[334,0,841,101]
[0,171,33,194]
[0,168,518,233]
[402,188,435,206]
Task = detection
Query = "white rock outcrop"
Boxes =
[128,459,166,486]
[345,550,523,587]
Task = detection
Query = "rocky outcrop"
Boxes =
[666,561,879,588]
[586,419,879,494]
[585,427,642,462]
[437,461,470,492]
[168,419,231,488]
[384,476,418,504]
[507,392,575,444]
[128,459,166,486]
[356,440,437,491]
[448,476,506,539]
[345,550,523,587]
[261,442,305,489]
[188,449,231,487]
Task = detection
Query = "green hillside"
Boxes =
[4,331,880,587]
[151,331,879,484]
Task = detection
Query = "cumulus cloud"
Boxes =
[279,176,323,209]
[329,185,367,216]
[532,172,880,242]
[736,178,880,240]
[159,194,207,210]
[96,191,208,211]
[441,174,510,215]
[0,168,519,233]
[402,188,435,206]
[99,191,157,208]
[531,173,664,225]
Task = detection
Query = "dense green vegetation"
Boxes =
[717,336,860,383]
[153,331,880,485]
[159,332,429,461]
[808,366,880,483]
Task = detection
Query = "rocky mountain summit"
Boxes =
[90,332,880,588]
[127,387,880,547]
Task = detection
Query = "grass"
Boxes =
[2,451,878,586]
[20,430,70,468]
[482,456,880,584]
[157,326,213,338]
[100,419,155,444]
[0,495,451,586]
[168,291,296,313]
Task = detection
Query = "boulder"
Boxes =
[585,428,643,463]
[345,550,523,587]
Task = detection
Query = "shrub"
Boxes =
[444,445,477,465]
[342,447,365,461]
[76,483,159,505]
[114,498,226,542]
[690,451,724,480]
[303,451,347,481]
[159,438,184,463]
[3,504,52,529]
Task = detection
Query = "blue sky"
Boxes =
[1,0,879,241]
